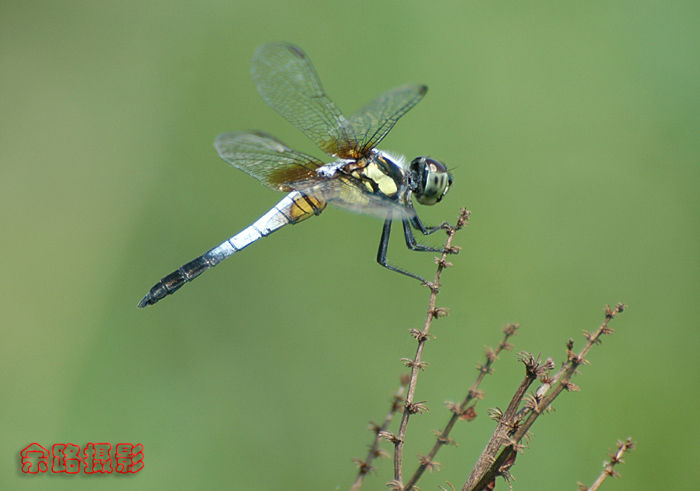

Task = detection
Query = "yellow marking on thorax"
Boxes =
[355,162,398,197]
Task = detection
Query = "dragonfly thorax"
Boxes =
[342,150,409,200]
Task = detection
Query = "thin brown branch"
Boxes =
[350,375,410,491]
[577,438,635,491]
[391,208,470,490]
[464,304,626,491]
[403,324,519,490]
[463,353,553,490]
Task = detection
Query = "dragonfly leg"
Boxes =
[403,217,459,258]
[410,213,451,235]
[402,219,448,253]
[377,218,433,286]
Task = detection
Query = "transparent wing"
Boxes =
[290,176,415,221]
[252,43,356,158]
[347,84,427,155]
[252,43,427,160]
[214,131,324,191]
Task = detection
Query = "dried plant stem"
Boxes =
[578,438,635,491]
[350,376,409,491]
[403,324,519,490]
[463,353,549,491]
[464,304,626,491]
[391,208,470,489]
[515,304,626,442]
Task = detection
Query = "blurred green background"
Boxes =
[2,0,698,489]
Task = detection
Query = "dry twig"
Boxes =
[403,324,519,490]
[346,206,631,491]
[350,375,410,491]
[390,208,470,490]
[577,438,636,491]
[464,304,627,491]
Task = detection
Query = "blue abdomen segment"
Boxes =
[137,191,325,307]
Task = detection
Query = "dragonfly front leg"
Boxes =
[410,213,451,235]
[402,219,448,253]
[403,217,459,258]
[377,217,430,284]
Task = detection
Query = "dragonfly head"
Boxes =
[410,157,452,206]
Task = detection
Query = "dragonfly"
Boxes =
[138,43,454,308]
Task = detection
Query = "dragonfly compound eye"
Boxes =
[411,157,452,206]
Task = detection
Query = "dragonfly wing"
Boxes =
[252,43,357,158]
[214,131,324,191]
[347,84,427,155]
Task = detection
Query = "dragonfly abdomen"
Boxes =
[137,191,325,308]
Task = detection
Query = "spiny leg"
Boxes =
[377,217,432,286]
[403,214,461,259]
[410,212,451,235]
[402,218,449,253]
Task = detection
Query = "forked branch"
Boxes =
[464,304,626,491]
[347,207,631,491]
[403,324,519,490]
